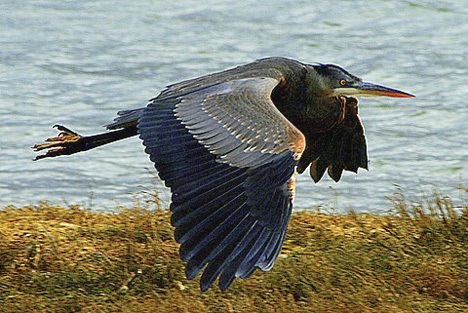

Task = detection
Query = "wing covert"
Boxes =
[174,77,305,168]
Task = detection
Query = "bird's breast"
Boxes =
[299,96,348,134]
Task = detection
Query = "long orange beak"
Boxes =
[355,81,415,98]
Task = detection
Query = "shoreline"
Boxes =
[0,194,466,312]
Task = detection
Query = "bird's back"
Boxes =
[156,57,305,101]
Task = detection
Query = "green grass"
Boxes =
[0,191,466,313]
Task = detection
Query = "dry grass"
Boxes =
[0,192,466,313]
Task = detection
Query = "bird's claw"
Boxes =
[32,125,83,160]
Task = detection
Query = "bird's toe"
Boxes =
[32,125,83,160]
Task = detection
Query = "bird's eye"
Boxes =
[339,79,347,86]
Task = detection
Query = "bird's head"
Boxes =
[312,63,415,98]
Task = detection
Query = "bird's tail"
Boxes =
[106,108,145,130]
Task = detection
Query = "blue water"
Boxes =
[1,0,466,213]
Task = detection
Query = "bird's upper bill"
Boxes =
[332,81,415,98]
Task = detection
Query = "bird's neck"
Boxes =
[273,76,349,135]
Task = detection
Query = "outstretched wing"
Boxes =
[138,74,305,291]
[297,96,368,182]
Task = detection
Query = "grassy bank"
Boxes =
[0,193,466,313]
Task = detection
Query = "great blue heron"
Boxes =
[33,57,414,291]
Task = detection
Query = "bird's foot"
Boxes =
[32,125,84,160]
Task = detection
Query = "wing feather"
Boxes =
[138,73,303,291]
[174,77,305,166]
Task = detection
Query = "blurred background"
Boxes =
[1,0,466,213]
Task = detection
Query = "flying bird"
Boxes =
[33,57,414,291]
